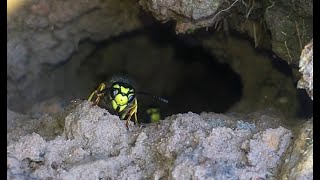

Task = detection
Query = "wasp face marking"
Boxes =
[114,94,129,106]
[110,82,135,113]
[111,99,127,112]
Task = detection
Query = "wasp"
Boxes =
[88,75,168,129]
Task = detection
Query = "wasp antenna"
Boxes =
[156,96,169,103]
[137,92,169,104]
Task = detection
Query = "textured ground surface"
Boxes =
[8,101,296,180]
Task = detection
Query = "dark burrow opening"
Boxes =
[76,22,244,118]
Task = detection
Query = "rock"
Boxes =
[7,101,294,179]
[280,119,313,179]
[47,0,101,25]
[27,32,58,51]
[264,1,313,65]
[140,0,221,21]
[297,39,313,100]
[7,109,37,144]
[7,36,29,80]
[7,133,47,161]
[139,0,225,33]
[64,102,134,155]
[30,0,50,16]
[7,100,79,143]
[24,14,49,28]
[247,127,292,169]
[279,0,313,17]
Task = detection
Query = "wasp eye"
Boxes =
[128,94,135,102]
[112,89,118,98]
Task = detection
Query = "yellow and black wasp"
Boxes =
[88,74,168,129]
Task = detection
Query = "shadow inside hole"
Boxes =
[80,21,243,116]
[143,22,243,115]
[296,89,313,118]
[166,38,243,115]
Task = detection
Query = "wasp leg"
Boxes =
[94,92,104,105]
[125,110,134,130]
[124,99,138,130]
[134,99,139,124]
[129,99,138,125]
[133,99,138,125]
[88,83,107,106]
[88,90,98,101]
[135,112,139,126]
[125,120,130,130]
[88,91,104,106]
